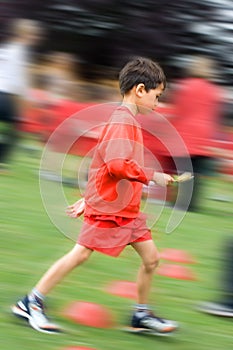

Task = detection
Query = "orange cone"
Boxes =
[63,347,97,350]
[105,280,137,299]
[63,301,115,328]
[160,248,196,264]
[157,263,196,280]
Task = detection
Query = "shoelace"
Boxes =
[29,297,49,318]
[33,296,46,311]
[29,301,52,325]
[145,310,166,324]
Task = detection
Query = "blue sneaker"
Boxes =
[11,295,61,334]
[124,310,178,336]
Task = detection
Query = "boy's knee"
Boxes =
[78,250,90,264]
[79,247,93,265]
[68,246,91,267]
[144,253,160,272]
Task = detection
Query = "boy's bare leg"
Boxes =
[131,240,159,304]
[11,244,93,333]
[35,244,93,295]
[127,240,178,334]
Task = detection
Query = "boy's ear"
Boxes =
[135,83,145,97]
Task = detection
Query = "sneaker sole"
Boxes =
[11,304,30,320]
[197,307,233,317]
[11,304,62,334]
[122,326,176,336]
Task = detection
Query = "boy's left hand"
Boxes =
[66,198,85,218]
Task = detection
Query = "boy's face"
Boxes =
[137,83,164,114]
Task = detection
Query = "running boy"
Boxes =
[12,57,178,334]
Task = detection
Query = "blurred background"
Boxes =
[0,0,233,87]
[0,0,232,205]
[1,2,233,350]
[0,0,232,80]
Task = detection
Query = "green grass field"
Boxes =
[1,138,233,350]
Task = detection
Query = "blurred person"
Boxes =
[21,51,77,143]
[198,238,233,317]
[75,80,121,103]
[39,79,120,184]
[0,18,42,172]
[23,73,54,140]
[11,57,179,335]
[40,51,77,101]
[170,56,223,211]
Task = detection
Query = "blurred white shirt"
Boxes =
[0,42,29,97]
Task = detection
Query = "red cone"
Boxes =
[63,301,115,328]
[160,248,196,264]
[63,347,97,350]
[105,280,137,299]
[157,263,196,280]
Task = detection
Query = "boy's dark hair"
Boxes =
[119,57,166,96]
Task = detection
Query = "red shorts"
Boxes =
[77,212,152,257]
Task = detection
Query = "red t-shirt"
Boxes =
[84,106,154,218]
[171,78,222,156]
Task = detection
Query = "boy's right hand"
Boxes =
[66,198,85,218]
[153,172,174,187]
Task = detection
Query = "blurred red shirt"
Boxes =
[171,78,222,156]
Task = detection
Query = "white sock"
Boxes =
[135,304,149,311]
[29,288,45,303]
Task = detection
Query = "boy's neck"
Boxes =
[121,97,139,116]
